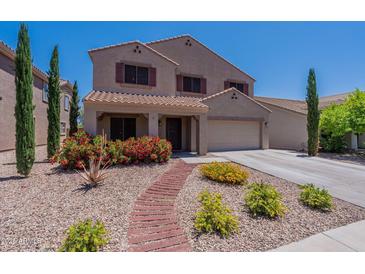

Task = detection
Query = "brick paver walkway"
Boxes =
[127,160,195,252]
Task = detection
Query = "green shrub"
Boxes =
[58,219,109,252]
[194,189,239,238]
[299,184,333,211]
[200,162,249,185]
[320,134,347,153]
[244,183,287,218]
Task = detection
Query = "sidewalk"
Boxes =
[272,220,365,252]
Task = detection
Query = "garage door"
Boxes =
[207,120,261,151]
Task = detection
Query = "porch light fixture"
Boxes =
[158,119,162,127]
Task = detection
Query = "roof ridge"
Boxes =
[254,96,305,103]
[146,34,256,81]
[145,34,191,45]
[201,88,272,113]
[88,40,179,66]
[0,40,48,80]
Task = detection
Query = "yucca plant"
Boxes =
[76,133,110,188]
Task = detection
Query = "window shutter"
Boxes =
[115,63,124,83]
[148,67,156,86]
[176,75,183,91]
[243,83,249,95]
[224,81,230,90]
[201,78,207,94]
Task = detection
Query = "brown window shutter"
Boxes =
[224,81,230,90]
[115,63,124,83]
[176,75,183,91]
[149,67,156,86]
[201,78,207,94]
[243,83,249,95]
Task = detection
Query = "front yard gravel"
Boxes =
[0,146,175,251]
[176,165,365,252]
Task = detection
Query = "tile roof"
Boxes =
[88,41,179,66]
[0,40,48,81]
[1,40,72,90]
[84,90,209,111]
[255,96,308,115]
[318,92,352,109]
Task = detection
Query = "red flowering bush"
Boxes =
[52,130,172,169]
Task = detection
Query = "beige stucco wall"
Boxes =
[260,102,307,150]
[90,43,177,96]
[0,52,71,151]
[149,37,255,97]
[203,90,270,149]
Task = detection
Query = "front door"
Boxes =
[110,118,136,141]
[166,118,182,150]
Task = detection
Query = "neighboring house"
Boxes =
[84,35,271,155]
[254,97,308,150]
[0,40,73,152]
[256,92,365,150]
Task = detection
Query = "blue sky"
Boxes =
[1,21,365,100]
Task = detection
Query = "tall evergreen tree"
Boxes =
[69,81,80,136]
[15,23,35,176]
[306,68,320,156]
[47,46,61,158]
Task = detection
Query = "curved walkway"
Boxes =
[127,160,195,252]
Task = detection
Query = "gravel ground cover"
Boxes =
[318,152,365,166]
[176,165,365,252]
[0,146,175,251]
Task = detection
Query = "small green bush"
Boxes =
[299,184,333,211]
[200,162,249,185]
[58,219,109,252]
[194,189,239,238]
[244,183,287,218]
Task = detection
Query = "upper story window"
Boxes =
[125,64,149,85]
[183,76,201,93]
[42,83,49,103]
[225,80,249,95]
[64,95,70,111]
[176,75,206,94]
[116,63,156,87]
[229,82,244,93]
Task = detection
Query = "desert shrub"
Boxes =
[299,184,333,211]
[52,130,172,169]
[244,183,287,218]
[200,162,249,185]
[320,134,347,153]
[194,189,239,238]
[58,219,109,252]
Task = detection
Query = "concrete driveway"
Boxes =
[211,149,365,208]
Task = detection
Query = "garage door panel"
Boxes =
[207,120,260,151]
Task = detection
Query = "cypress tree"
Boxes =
[69,81,80,136]
[15,23,35,176]
[306,68,320,156]
[47,46,61,158]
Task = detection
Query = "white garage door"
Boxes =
[207,120,261,151]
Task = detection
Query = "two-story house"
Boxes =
[84,35,272,155]
[0,40,73,151]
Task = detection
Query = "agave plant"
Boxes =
[76,133,110,188]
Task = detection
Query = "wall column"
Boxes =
[351,133,358,150]
[261,120,269,149]
[83,104,97,136]
[197,114,207,155]
[148,112,159,136]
